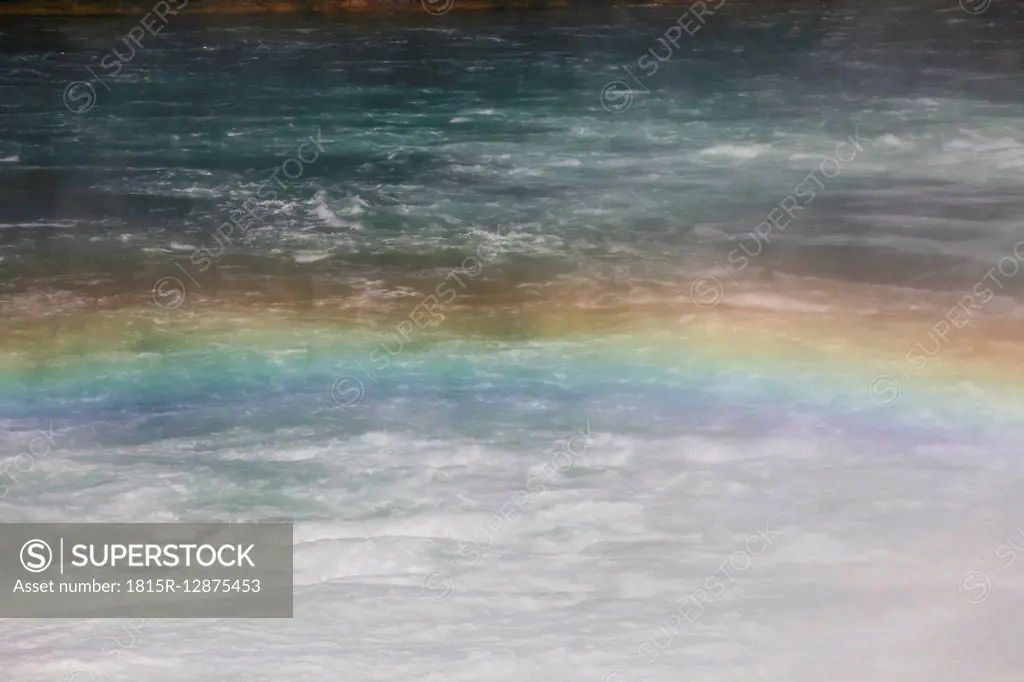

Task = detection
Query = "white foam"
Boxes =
[727,292,832,314]
[292,251,331,264]
[4,422,1022,680]
[698,144,767,160]
[311,199,347,228]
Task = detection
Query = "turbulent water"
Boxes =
[2,2,1024,681]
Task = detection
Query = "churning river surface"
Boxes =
[1,2,1024,681]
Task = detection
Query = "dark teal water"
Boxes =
[1,4,1023,295]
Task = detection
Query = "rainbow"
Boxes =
[2,271,1023,436]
